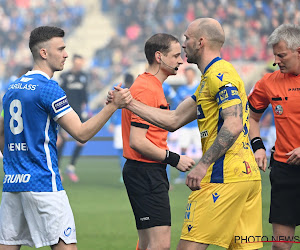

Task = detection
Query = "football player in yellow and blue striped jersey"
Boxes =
[116,18,263,250]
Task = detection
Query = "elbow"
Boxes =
[130,138,143,152]
[225,119,243,138]
[168,126,177,132]
[234,122,244,137]
[75,137,88,144]
[167,121,178,132]
[73,133,89,144]
[166,118,179,132]
[129,141,138,152]
[160,112,179,132]
[77,138,88,144]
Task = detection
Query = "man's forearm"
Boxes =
[127,99,176,131]
[248,110,263,140]
[249,117,261,140]
[200,125,239,168]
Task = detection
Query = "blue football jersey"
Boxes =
[176,83,199,128]
[2,71,72,192]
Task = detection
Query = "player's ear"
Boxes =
[40,48,47,60]
[198,37,203,48]
[297,46,300,59]
[155,51,161,64]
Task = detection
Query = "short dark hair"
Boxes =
[29,26,65,59]
[144,33,179,65]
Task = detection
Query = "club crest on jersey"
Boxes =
[219,89,228,101]
[64,227,72,237]
[52,96,70,113]
[275,105,283,115]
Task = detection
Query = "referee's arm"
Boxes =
[129,125,166,162]
[127,97,197,132]
[249,109,268,171]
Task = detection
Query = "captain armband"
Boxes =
[250,137,266,153]
[162,150,180,167]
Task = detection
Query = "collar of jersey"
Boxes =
[203,57,222,75]
[26,70,50,80]
[143,72,162,86]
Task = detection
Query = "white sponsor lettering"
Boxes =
[20,77,33,82]
[3,174,31,184]
[8,143,28,151]
[200,130,208,138]
[140,217,150,221]
[8,82,37,91]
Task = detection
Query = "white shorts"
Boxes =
[0,190,77,248]
[113,124,123,149]
[178,127,202,149]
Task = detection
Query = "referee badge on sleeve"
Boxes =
[275,105,283,115]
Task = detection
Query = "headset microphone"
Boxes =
[160,59,179,71]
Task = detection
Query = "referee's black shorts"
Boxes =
[269,159,300,226]
[123,159,171,230]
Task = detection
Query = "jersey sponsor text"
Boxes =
[8,82,37,91]
[7,142,28,151]
[3,174,31,184]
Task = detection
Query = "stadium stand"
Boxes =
[87,0,298,104]
[0,0,85,96]
[0,0,294,157]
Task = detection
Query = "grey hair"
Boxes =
[268,24,300,50]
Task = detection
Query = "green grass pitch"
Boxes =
[0,157,299,249]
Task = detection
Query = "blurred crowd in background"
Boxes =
[0,0,85,94]
[97,0,300,83]
[1,0,299,100]
[1,0,300,99]
[0,0,282,167]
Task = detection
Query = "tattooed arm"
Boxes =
[186,103,243,191]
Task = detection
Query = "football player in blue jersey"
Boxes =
[0,26,131,250]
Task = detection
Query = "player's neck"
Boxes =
[32,64,54,79]
[199,50,221,74]
[146,65,168,84]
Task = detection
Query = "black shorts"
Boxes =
[123,159,171,230]
[269,160,300,226]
